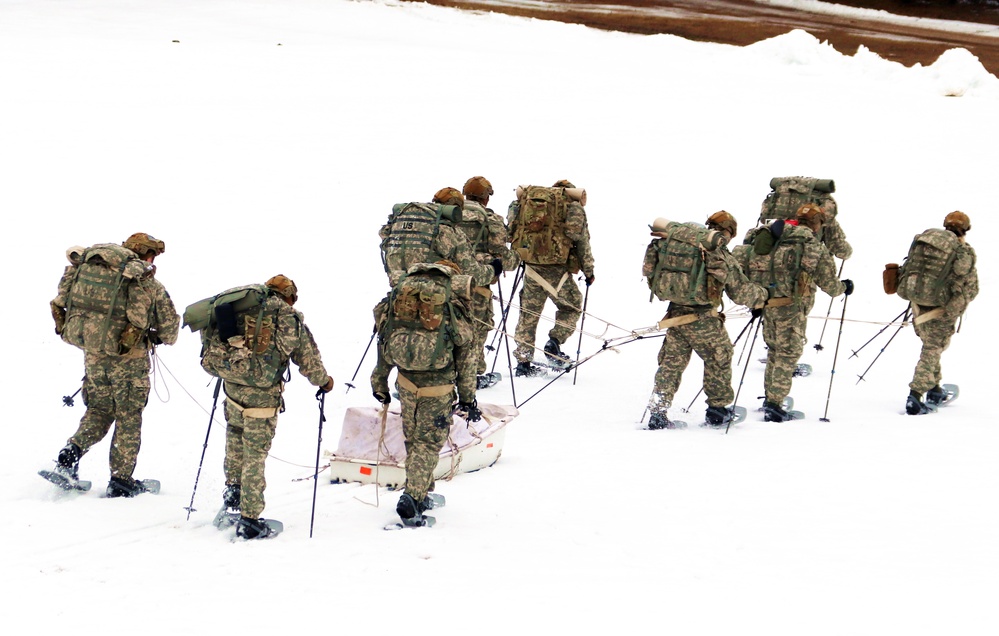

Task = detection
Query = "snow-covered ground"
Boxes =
[2,1,996,633]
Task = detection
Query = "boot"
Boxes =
[55,443,82,480]
[906,391,930,415]
[705,406,734,426]
[396,493,429,527]
[222,484,241,513]
[515,361,544,377]
[926,386,947,406]
[544,338,569,368]
[236,516,275,540]
[106,476,144,498]
[648,412,677,430]
[762,401,789,422]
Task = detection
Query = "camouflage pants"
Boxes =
[908,314,956,394]
[397,380,453,503]
[222,382,281,520]
[514,264,582,363]
[70,352,150,480]
[652,311,734,410]
[762,303,807,404]
[469,287,495,375]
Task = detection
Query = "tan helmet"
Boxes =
[265,274,298,305]
[433,187,464,207]
[943,211,971,236]
[796,203,826,235]
[462,176,494,203]
[553,179,575,189]
[706,211,738,239]
[123,233,166,258]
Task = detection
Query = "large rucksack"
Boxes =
[183,285,289,387]
[896,228,962,307]
[760,177,837,224]
[454,202,491,254]
[60,243,151,355]
[379,264,472,372]
[743,222,811,300]
[380,202,462,277]
[509,185,577,266]
[644,219,727,305]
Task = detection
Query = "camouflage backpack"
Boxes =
[379,263,472,372]
[183,285,289,387]
[509,185,575,266]
[760,177,837,225]
[743,222,811,300]
[380,202,462,278]
[896,228,962,307]
[644,219,727,306]
[60,243,152,355]
[455,201,491,254]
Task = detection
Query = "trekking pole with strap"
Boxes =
[344,329,376,394]
[820,294,850,422]
[814,260,845,352]
[490,264,525,374]
[849,307,910,359]
[856,305,911,384]
[310,390,327,538]
[572,280,591,385]
[727,315,763,434]
[185,378,222,521]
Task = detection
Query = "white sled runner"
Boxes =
[326,403,517,488]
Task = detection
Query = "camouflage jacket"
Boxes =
[820,216,852,260]
[507,199,595,277]
[261,295,331,389]
[458,201,521,273]
[732,223,846,303]
[642,238,768,310]
[369,332,478,404]
[379,216,494,289]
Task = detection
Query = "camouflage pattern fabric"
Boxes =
[821,216,853,260]
[513,264,583,363]
[379,210,494,289]
[468,289,495,374]
[907,235,978,394]
[760,303,808,404]
[68,353,151,480]
[218,303,331,519]
[651,307,734,409]
[222,382,281,520]
[398,387,453,504]
[507,198,595,275]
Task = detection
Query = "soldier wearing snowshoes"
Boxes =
[732,205,853,422]
[370,262,481,528]
[507,179,595,377]
[214,275,335,539]
[643,212,768,429]
[455,176,521,389]
[894,212,978,415]
[44,233,179,497]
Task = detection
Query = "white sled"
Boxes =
[326,403,517,488]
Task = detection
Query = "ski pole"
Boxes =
[491,264,524,374]
[572,281,591,385]
[727,315,763,434]
[820,294,850,422]
[344,329,376,394]
[849,307,910,359]
[856,306,910,384]
[814,260,845,352]
[310,390,327,539]
[62,376,85,407]
[185,378,222,521]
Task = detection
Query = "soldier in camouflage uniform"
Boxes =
[508,180,595,376]
[220,275,334,539]
[371,187,498,402]
[644,212,768,429]
[456,176,521,387]
[369,263,480,527]
[904,212,978,415]
[46,233,180,497]
[732,205,853,422]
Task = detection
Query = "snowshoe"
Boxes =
[703,405,747,428]
[476,372,502,390]
[793,363,813,377]
[905,394,931,415]
[763,400,790,422]
[543,338,571,369]
[389,492,435,530]
[235,516,283,540]
[647,412,687,430]
[106,476,160,498]
[926,384,959,407]
[419,493,446,512]
[38,466,92,492]
[515,361,547,378]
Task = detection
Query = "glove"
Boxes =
[491,258,503,278]
[373,391,391,405]
[456,400,482,422]
[841,279,854,296]
[148,330,163,346]
[585,274,595,286]
[315,376,334,395]
[751,307,763,319]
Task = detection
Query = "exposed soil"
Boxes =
[412,0,999,76]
